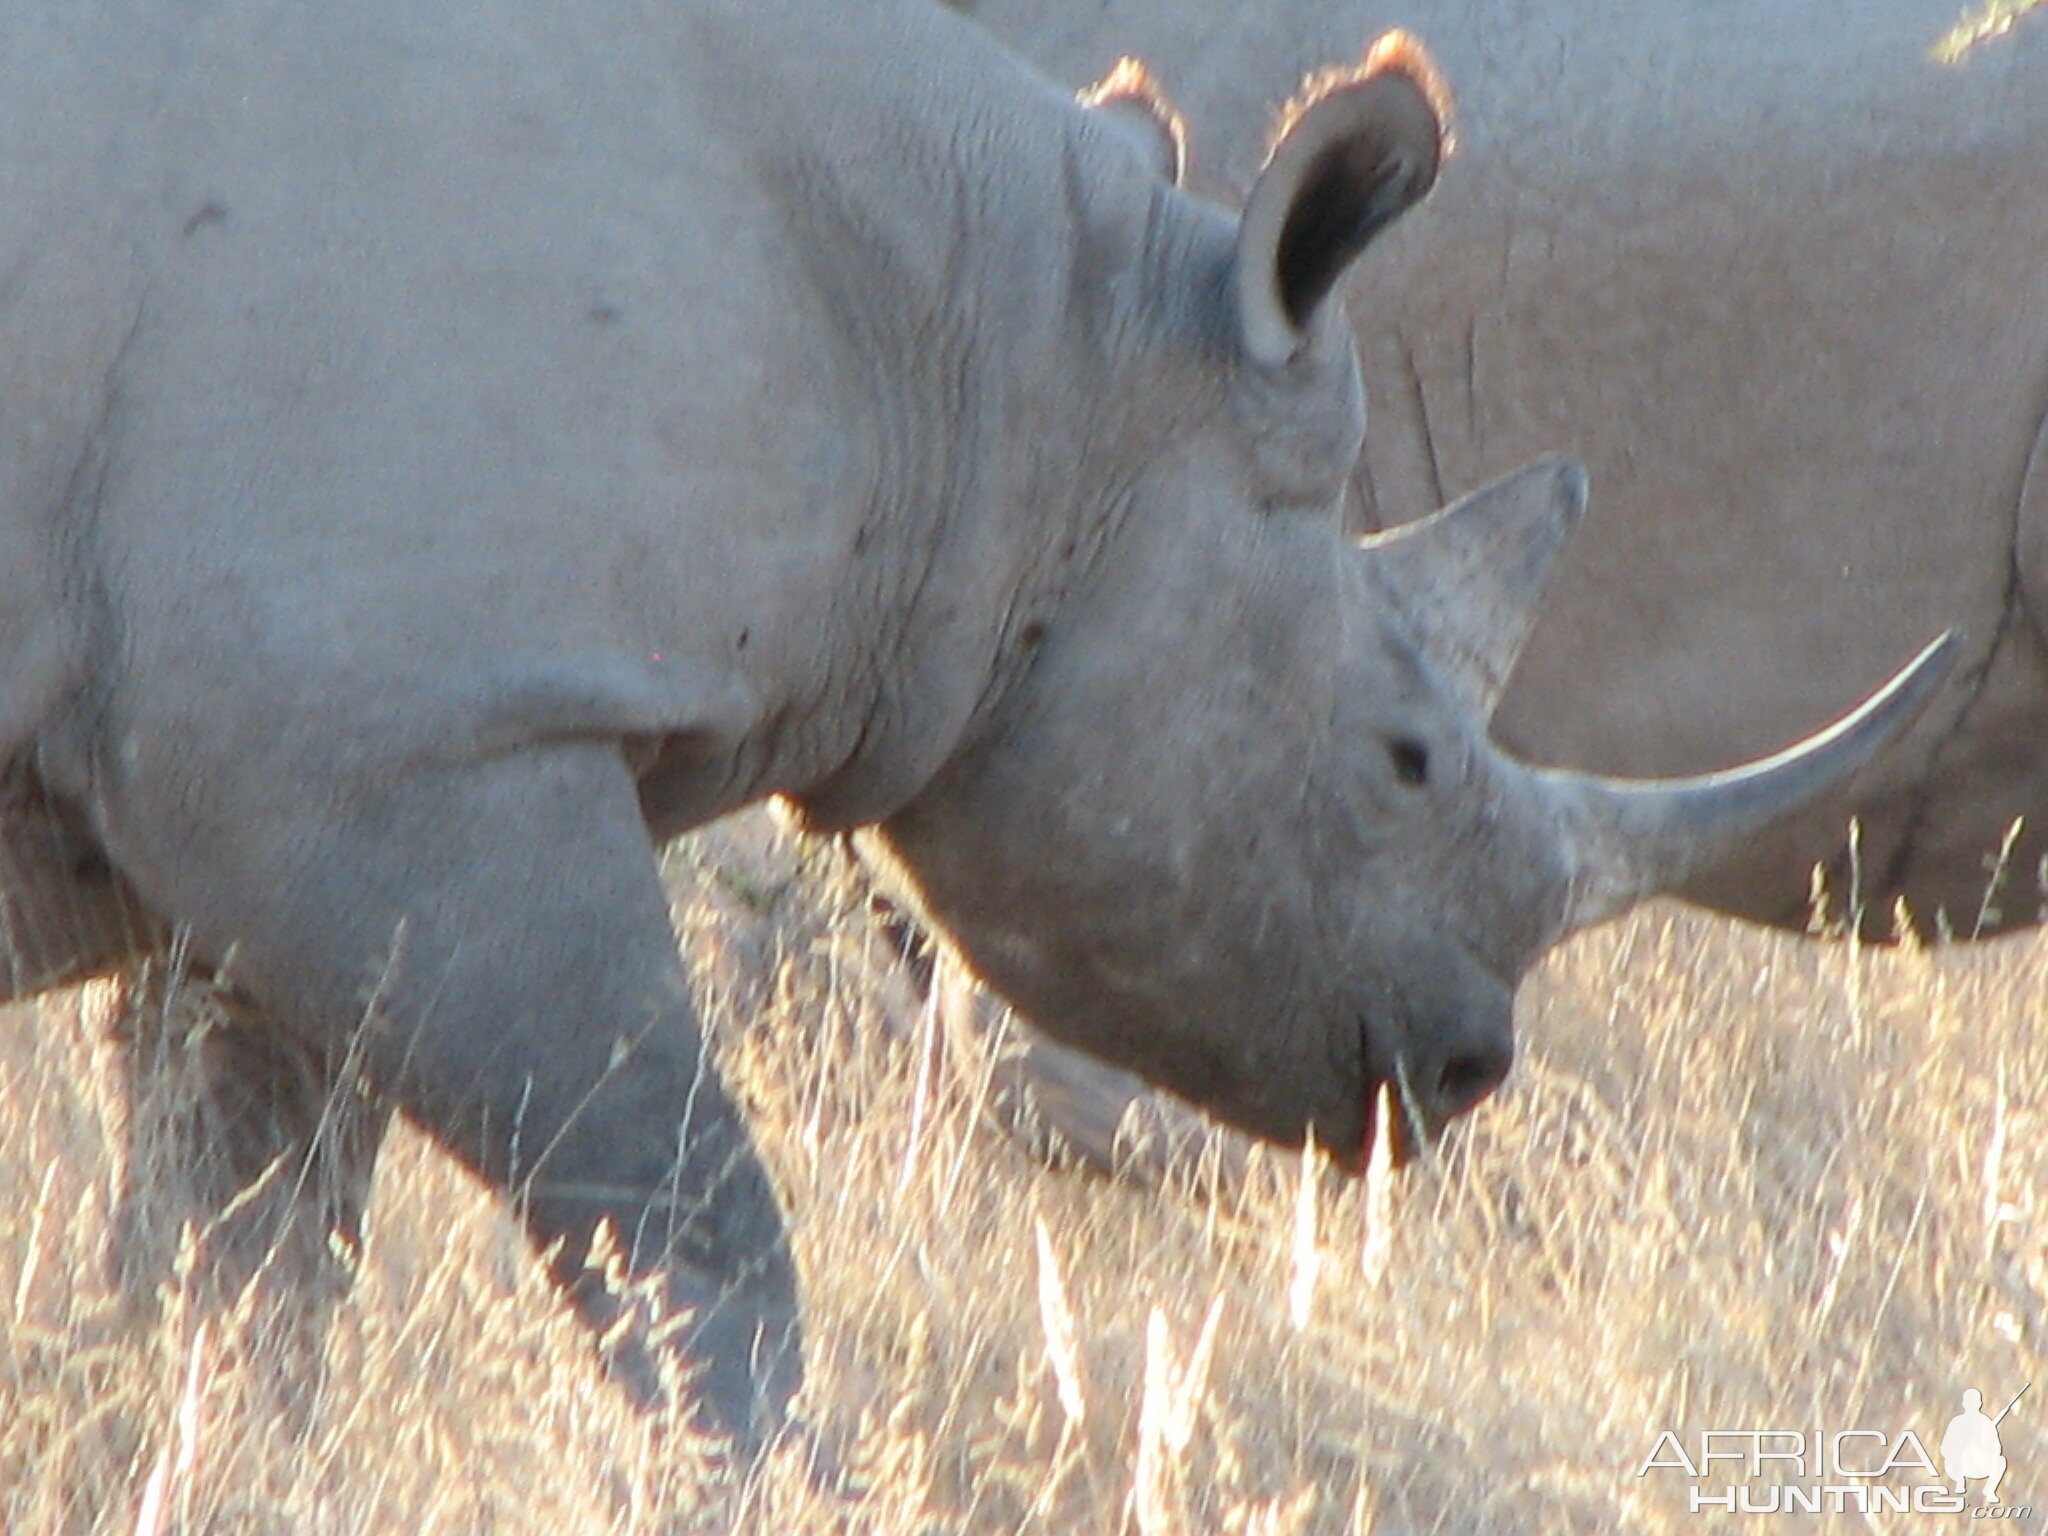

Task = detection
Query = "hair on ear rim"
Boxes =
[1264,30,1454,165]
[1078,55,1190,186]
[1235,30,1449,368]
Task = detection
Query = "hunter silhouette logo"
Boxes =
[1943,1385,2025,1502]
[1638,1383,2032,1517]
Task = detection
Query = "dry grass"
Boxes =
[1,811,2043,1533]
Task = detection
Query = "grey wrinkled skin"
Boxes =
[961,0,2048,940]
[0,0,1945,1445]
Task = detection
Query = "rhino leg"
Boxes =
[0,757,159,998]
[111,966,390,1396]
[103,741,799,1445]
[0,758,388,1402]
[931,951,1247,1188]
[866,879,1232,1186]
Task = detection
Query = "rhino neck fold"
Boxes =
[745,14,1226,830]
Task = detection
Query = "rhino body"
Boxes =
[0,1,1946,1441]
[964,0,2048,937]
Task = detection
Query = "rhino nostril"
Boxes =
[1434,1040,1512,1120]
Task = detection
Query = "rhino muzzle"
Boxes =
[1362,990,1515,1163]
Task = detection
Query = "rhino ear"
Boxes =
[1357,455,1587,720]
[1079,56,1188,186]
[1235,32,1447,369]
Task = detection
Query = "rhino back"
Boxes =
[11,0,1154,867]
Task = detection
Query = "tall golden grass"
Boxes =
[1,811,2041,1533]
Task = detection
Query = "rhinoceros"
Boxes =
[0,0,1949,1443]
[959,0,2048,940]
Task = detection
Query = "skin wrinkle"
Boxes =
[969,474,1138,731]
[770,149,966,818]
[1398,331,1446,511]
[777,104,1169,827]
[1462,314,1480,461]
[947,141,1227,751]
[1347,455,1379,535]
[848,285,946,762]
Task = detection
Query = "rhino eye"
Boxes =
[1387,736,1430,787]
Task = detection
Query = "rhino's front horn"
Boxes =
[1359,454,1587,721]
[1548,631,1959,933]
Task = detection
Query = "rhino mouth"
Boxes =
[1337,966,1518,1170]
[1342,1018,1515,1171]
[1348,1074,1426,1171]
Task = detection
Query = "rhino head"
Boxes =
[868,37,1951,1159]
